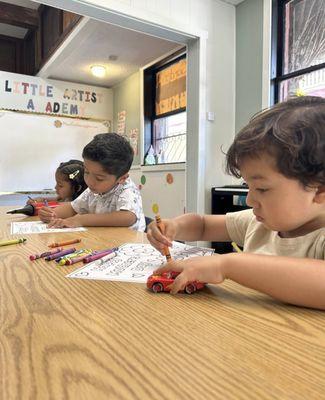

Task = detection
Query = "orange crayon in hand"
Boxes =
[155,214,172,263]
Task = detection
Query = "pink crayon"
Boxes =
[83,248,118,263]
[29,247,63,261]
[45,247,76,261]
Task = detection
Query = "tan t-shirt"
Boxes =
[226,209,325,260]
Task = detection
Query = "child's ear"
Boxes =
[314,185,325,204]
[116,173,129,184]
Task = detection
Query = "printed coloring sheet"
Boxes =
[11,221,87,234]
[66,242,214,283]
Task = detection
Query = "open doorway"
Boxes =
[0,0,205,217]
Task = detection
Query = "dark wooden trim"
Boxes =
[0,33,22,42]
[36,14,82,73]
[0,1,38,30]
[23,29,36,75]
[0,34,24,73]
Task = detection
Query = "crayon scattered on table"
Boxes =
[65,253,93,265]
[45,247,76,261]
[0,238,27,247]
[57,249,92,265]
[55,248,90,261]
[83,248,118,263]
[29,247,63,261]
[155,214,172,262]
[48,238,81,248]
[92,250,118,266]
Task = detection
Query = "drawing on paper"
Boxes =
[66,242,214,283]
[11,221,87,235]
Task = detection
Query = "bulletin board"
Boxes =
[0,111,109,191]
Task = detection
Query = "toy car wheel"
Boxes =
[152,283,163,293]
[184,283,196,294]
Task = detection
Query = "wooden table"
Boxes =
[1,207,325,399]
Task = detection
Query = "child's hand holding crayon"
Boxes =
[38,206,57,223]
[27,196,44,205]
[147,217,177,254]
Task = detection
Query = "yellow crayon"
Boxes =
[58,249,92,265]
[231,242,242,253]
[0,238,27,247]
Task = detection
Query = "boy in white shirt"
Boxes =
[39,133,145,231]
[147,96,325,309]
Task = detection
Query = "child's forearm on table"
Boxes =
[54,203,76,218]
[75,210,136,227]
[223,253,325,309]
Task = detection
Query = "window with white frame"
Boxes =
[272,0,325,103]
[143,52,186,165]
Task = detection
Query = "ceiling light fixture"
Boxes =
[90,65,106,78]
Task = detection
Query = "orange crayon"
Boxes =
[155,214,172,263]
[48,238,81,248]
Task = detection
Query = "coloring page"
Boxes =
[11,221,87,234]
[66,242,214,283]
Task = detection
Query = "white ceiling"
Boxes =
[38,18,181,87]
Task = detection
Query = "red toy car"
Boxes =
[147,271,205,294]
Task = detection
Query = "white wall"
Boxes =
[236,0,264,132]
[130,166,185,219]
[0,111,108,191]
[113,71,141,165]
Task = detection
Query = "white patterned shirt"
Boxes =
[71,178,145,231]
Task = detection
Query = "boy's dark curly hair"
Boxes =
[57,159,87,200]
[82,133,134,178]
[226,96,325,186]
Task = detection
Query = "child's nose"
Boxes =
[246,190,259,208]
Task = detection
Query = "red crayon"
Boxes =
[29,247,63,261]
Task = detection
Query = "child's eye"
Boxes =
[96,178,104,182]
[256,188,268,193]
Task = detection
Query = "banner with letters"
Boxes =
[0,71,112,120]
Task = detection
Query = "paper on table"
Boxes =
[66,242,214,283]
[11,221,87,235]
